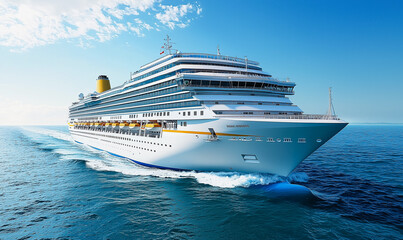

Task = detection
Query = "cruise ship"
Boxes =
[68,36,347,176]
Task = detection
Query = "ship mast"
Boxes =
[327,87,336,117]
[162,35,173,55]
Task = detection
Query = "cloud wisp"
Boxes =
[0,0,202,51]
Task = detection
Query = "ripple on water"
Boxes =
[0,125,401,239]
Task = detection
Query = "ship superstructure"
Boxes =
[68,37,347,176]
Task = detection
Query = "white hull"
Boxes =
[69,118,347,176]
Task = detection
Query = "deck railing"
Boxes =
[177,53,260,66]
[216,114,340,120]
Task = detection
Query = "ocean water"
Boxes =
[0,125,401,240]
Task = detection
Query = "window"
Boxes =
[183,122,187,127]
[194,111,197,116]
[284,138,292,143]
[188,112,190,116]
[200,111,204,116]
[298,138,306,143]
[167,112,170,116]
[183,112,186,116]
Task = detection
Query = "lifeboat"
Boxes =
[95,122,104,128]
[129,122,140,128]
[112,122,120,128]
[104,122,112,127]
[119,122,129,128]
[145,123,161,129]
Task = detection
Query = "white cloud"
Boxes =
[197,7,203,15]
[155,3,202,29]
[0,0,201,51]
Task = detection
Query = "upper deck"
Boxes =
[139,53,260,73]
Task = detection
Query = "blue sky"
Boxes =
[0,0,402,124]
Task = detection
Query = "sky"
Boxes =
[0,0,402,125]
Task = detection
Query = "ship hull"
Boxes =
[69,118,347,176]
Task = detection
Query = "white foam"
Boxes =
[287,172,309,183]
[21,127,73,142]
[83,155,284,188]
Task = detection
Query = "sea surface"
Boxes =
[0,125,402,240]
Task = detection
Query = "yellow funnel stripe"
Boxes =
[96,79,111,93]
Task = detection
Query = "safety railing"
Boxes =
[215,114,340,120]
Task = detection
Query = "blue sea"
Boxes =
[0,125,402,239]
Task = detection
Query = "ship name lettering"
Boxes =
[226,125,249,128]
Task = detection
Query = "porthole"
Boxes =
[316,139,322,143]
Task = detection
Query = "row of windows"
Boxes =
[70,100,200,118]
[131,63,178,83]
[214,111,293,115]
[73,132,158,153]
[73,90,189,115]
[179,62,262,71]
[180,79,294,93]
[125,67,271,101]
[71,130,172,147]
[179,110,204,117]
[76,86,181,113]
[71,92,193,116]
[133,60,262,85]
[202,101,287,106]
[267,138,305,143]
[106,80,177,105]
[77,116,99,121]
[142,111,171,117]
[229,137,307,143]
[71,80,178,112]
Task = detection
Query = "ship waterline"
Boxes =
[68,37,347,176]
